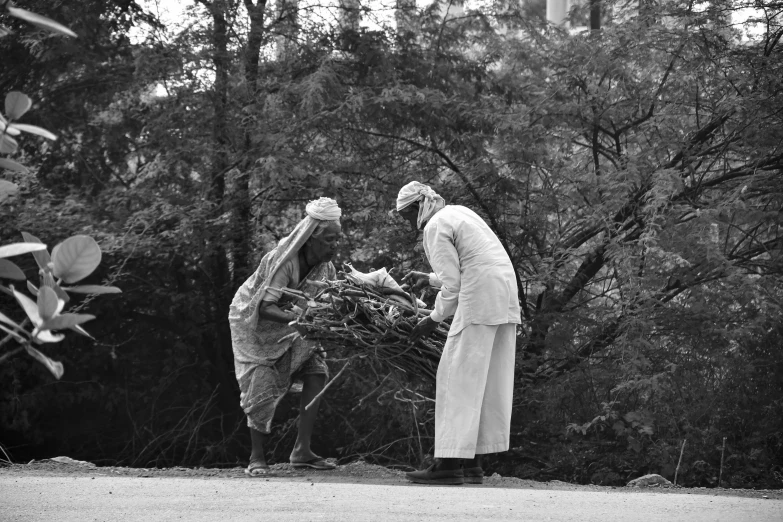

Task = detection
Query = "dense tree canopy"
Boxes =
[1,0,781,487]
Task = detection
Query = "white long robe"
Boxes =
[424,206,521,333]
[422,205,521,458]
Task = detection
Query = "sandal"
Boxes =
[245,459,270,477]
[290,457,336,470]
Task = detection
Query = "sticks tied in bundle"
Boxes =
[281,275,448,384]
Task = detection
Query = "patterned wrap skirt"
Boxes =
[229,258,334,434]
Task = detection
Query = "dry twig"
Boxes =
[674,439,687,486]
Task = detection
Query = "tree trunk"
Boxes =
[229,0,269,287]
[208,0,231,205]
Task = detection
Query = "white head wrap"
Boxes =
[306,197,342,221]
[396,181,445,229]
[239,197,341,325]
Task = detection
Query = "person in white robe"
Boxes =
[396,181,521,485]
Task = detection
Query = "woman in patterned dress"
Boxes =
[228,197,342,476]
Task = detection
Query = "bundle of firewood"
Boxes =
[282,272,448,383]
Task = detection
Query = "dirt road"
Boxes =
[2,460,781,521]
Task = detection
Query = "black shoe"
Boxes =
[405,463,464,485]
[462,466,484,484]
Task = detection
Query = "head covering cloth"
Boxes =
[236,197,341,325]
[396,181,446,229]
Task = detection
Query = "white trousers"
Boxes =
[434,323,516,459]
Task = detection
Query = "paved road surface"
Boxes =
[2,475,782,522]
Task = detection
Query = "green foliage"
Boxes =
[0,230,120,378]
[1,8,119,380]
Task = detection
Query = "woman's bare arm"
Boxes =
[257,302,296,324]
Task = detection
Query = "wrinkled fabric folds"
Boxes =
[231,259,334,433]
[423,205,521,335]
[396,181,446,229]
[434,323,516,458]
[228,196,340,433]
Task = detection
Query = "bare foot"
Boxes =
[289,449,319,463]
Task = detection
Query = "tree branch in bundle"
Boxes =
[305,360,351,411]
[281,278,446,385]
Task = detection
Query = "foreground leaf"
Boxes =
[0,120,20,135]
[21,232,51,271]
[32,329,65,343]
[0,134,18,154]
[7,7,77,38]
[42,313,95,331]
[36,286,61,321]
[0,259,25,280]
[63,285,121,295]
[4,91,32,120]
[42,269,70,304]
[12,287,42,326]
[10,123,57,141]
[54,282,71,303]
[0,179,19,203]
[52,235,101,283]
[69,323,94,339]
[0,242,47,259]
[25,345,64,379]
[0,158,28,173]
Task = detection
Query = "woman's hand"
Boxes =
[410,316,439,342]
[292,324,310,337]
[258,302,291,323]
[287,313,310,336]
[402,271,431,293]
[258,302,307,337]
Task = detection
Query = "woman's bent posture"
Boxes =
[228,197,342,476]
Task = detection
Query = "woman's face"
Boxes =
[398,205,419,232]
[306,222,342,263]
